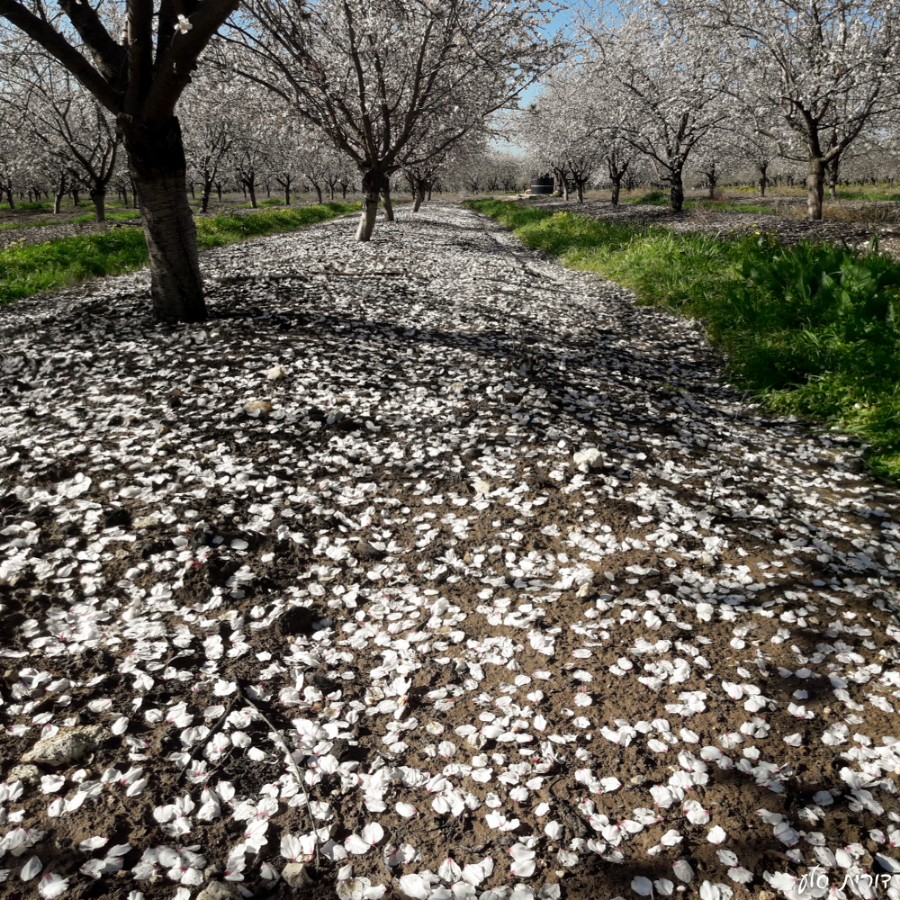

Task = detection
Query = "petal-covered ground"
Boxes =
[1,205,899,900]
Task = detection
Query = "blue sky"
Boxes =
[496,4,580,154]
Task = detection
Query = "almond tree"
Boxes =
[520,67,603,203]
[674,0,900,220]
[227,0,558,241]
[183,69,236,214]
[588,1,731,213]
[3,56,120,221]
[0,0,239,321]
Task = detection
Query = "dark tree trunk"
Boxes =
[90,187,106,222]
[381,176,394,222]
[427,184,433,201]
[706,168,717,199]
[280,176,291,205]
[576,181,585,203]
[413,182,425,212]
[610,175,622,207]
[313,182,323,204]
[54,188,65,214]
[669,169,685,213]
[244,175,257,209]
[215,183,223,201]
[758,162,768,198]
[189,181,195,199]
[201,176,213,214]
[357,169,381,242]
[71,189,80,207]
[130,178,138,209]
[807,155,825,221]
[341,184,348,199]
[121,115,207,324]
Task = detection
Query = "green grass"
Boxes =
[469,199,900,479]
[625,190,669,206]
[71,210,143,225]
[0,202,361,308]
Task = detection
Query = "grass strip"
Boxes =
[469,198,900,479]
[0,202,361,307]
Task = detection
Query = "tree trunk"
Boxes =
[610,175,622,207]
[283,178,291,205]
[706,169,717,199]
[576,182,585,203]
[313,183,323,204]
[669,169,685,213]
[130,178,138,209]
[54,188,65,215]
[381,177,394,222]
[341,184,348,199]
[71,189,80,207]
[356,170,380,242]
[758,163,768,198]
[201,177,213,214]
[413,183,425,212]
[827,158,839,201]
[189,182,196,199]
[215,183,222,202]
[90,188,107,222]
[427,184,433,201]
[807,155,825,221]
[121,115,207,324]
[244,175,257,209]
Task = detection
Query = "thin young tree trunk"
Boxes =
[122,115,207,323]
[245,175,257,209]
[827,159,839,201]
[758,163,768,198]
[356,170,380,242]
[90,187,106,222]
[610,176,621,207]
[807,155,825,221]
[201,177,213,213]
[382,176,394,222]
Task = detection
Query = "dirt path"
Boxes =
[1,205,898,900]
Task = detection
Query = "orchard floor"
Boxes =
[521,197,900,259]
[1,204,899,900]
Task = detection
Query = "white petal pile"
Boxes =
[1,205,899,900]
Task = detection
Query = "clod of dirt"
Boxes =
[282,863,313,888]
[197,882,243,900]
[23,725,107,765]
[573,446,603,469]
[243,399,274,416]
[266,364,288,381]
[8,764,40,783]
